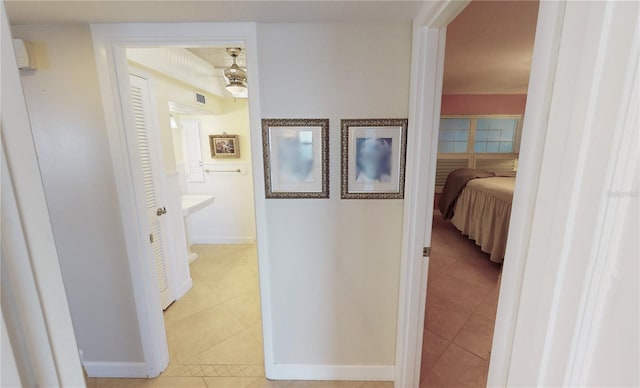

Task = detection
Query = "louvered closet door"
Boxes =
[129,74,174,310]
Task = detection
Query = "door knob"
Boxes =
[156,207,167,216]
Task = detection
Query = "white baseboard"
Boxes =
[190,237,256,245]
[268,364,394,381]
[174,277,193,301]
[84,361,147,378]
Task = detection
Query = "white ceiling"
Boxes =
[5,1,425,24]
[7,0,538,95]
[443,0,539,95]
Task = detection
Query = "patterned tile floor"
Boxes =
[160,364,265,378]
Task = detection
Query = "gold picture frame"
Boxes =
[209,134,240,159]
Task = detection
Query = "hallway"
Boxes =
[88,244,394,387]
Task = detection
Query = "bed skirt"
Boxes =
[451,180,512,263]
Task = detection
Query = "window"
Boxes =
[438,118,470,153]
[474,118,518,153]
[435,115,522,191]
[438,116,520,154]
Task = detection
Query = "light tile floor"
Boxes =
[420,212,502,388]
[90,244,393,388]
[164,244,264,370]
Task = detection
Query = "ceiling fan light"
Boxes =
[223,47,248,99]
[225,80,248,99]
[224,64,247,80]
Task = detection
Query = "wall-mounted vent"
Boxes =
[195,93,206,104]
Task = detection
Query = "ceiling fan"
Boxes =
[223,48,248,99]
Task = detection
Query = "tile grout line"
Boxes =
[422,214,501,385]
[421,329,453,380]
[424,338,454,379]
[437,279,496,360]
[222,291,261,331]
[448,288,496,361]
[178,328,257,366]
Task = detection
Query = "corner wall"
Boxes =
[257,22,411,369]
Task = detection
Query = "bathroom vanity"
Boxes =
[181,194,215,262]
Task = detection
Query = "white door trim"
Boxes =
[502,2,639,385]
[395,2,565,387]
[487,2,565,385]
[394,3,468,386]
[90,23,274,378]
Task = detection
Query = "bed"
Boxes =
[438,168,515,263]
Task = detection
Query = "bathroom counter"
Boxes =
[181,194,215,216]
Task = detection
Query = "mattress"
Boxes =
[451,176,515,263]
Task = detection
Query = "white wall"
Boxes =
[257,23,411,366]
[182,99,256,243]
[583,196,639,386]
[11,25,144,363]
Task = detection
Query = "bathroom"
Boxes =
[127,46,264,369]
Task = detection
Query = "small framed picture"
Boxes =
[341,119,408,199]
[210,134,240,159]
[262,119,329,199]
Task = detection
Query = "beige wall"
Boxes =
[257,22,411,365]
[197,99,252,164]
[11,24,144,363]
[172,99,252,168]
[178,100,257,244]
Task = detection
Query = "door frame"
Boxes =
[395,2,566,387]
[90,23,274,378]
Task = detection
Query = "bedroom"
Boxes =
[421,1,539,386]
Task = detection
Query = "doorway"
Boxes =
[124,45,264,375]
[91,23,274,379]
[419,2,539,386]
[393,1,567,387]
